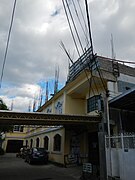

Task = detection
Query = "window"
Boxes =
[87,95,101,113]
[36,138,40,148]
[44,136,49,150]
[53,134,61,152]
[13,125,20,132]
[13,125,24,132]
[30,139,33,148]
[25,140,28,147]
[20,126,24,132]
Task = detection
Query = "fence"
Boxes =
[105,133,135,180]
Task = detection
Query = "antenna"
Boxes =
[45,81,48,103]
[28,100,31,112]
[111,34,119,77]
[60,41,74,64]
[38,87,43,108]
[111,33,116,59]
[54,66,59,94]
[33,95,37,112]
[11,99,14,111]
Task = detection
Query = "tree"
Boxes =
[0,99,8,110]
[0,99,13,133]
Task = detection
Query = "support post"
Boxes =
[98,92,110,180]
[98,131,107,180]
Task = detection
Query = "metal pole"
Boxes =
[106,95,112,179]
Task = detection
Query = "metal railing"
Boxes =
[67,48,98,82]
[105,133,135,149]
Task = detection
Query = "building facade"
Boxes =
[3,52,135,169]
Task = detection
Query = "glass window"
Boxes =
[26,140,28,147]
[44,136,49,150]
[53,134,61,152]
[30,139,33,148]
[13,125,20,132]
[87,95,101,113]
[13,125,24,132]
[36,138,40,148]
[20,126,24,132]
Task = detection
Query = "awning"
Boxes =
[109,87,135,111]
[0,110,101,126]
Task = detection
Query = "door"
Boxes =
[6,140,23,153]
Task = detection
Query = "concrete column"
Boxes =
[98,131,107,180]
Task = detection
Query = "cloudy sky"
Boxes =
[0,0,135,112]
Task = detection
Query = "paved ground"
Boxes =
[0,153,82,180]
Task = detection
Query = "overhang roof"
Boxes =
[109,87,135,112]
[0,110,101,126]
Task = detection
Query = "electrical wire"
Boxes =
[62,0,80,57]
[84,0,107,94]
[84,0,94,57]
[65,0,84,53]
[78,0,98,95]
[62,0,94,95]
[62,0,98,96]
[72,0,89,47]
[75,2,99,96]
[76,0,88,41]
[65,1,98,96]
[74,0,104,96]
[0,0,17,89]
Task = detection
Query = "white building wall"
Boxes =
[118,74,135,83]
[107,81,119,100]
[106,134,135,180]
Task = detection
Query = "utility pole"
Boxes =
[98,91,110,180]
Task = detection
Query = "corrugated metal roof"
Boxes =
[109,87,135,111]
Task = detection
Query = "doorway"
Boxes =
[6,140,23,153]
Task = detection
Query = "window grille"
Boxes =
[53,134,61,151]
[87,95,101,113]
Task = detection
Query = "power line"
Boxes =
[65,1,98,96]
[62,0,98,96]
[84,0,107,93]
[62,0,80,57]
[76,0,88,41]
[83,0,100,96]
[65,0,84,53]
[0,0,17,89]
[84,0,94,57]
[72,0,89,47]
[62,1,99,96]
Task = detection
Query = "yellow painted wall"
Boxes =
[65,95,85,114]
[25,127,65,165]
[3,70,108,165]
[65,130,89,163]
[3,132,26,151]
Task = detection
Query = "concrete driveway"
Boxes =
[0,153,82,180]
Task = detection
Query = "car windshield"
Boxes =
[33,148,46,153]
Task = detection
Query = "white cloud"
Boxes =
[0,0,135,111]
